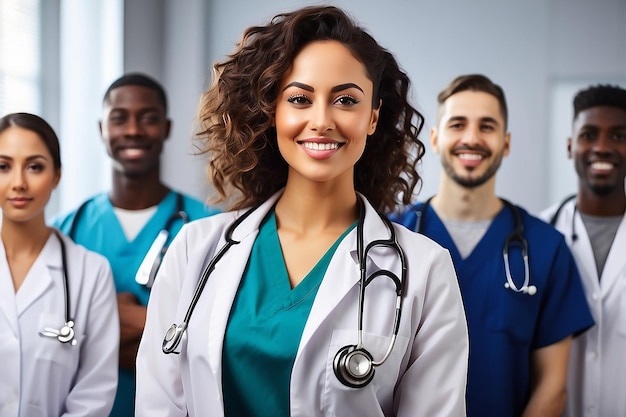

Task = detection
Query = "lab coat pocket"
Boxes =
[323,329,409,416]
[37,313,83,367]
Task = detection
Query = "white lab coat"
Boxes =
[136,192,469,417]
[0,231,119,417]
[541,200,626,417]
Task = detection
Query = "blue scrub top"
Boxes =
[222,210,356,417]
[53,191,220,417]
[390,202,594,417]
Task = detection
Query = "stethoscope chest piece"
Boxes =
[333,345,375,388]
[162,323,187,354]
[39,320,77,345]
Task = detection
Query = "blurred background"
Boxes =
[1,0,625,218]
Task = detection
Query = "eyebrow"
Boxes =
[0,154,49,161]
[282,81,364,94]
[446,116,500,125]
[579,124,626,130]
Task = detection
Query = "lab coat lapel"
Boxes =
[297,196,386,355]
[0,242,19,334]
[207,194,281,371]
[570,209,600,283]
[15,235,56,317]
[599,215,626,295]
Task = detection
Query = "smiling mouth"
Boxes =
[120,147,149,158]
[590,161,614,170]
[457,153,483,161]
[300,141,341,151]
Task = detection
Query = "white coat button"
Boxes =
[591,292,599,300]
[588,351,598,360]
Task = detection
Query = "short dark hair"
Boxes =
[437,74,508,129]
[103,73,168,114]
[573,84,626,120]
[0,112,62,170]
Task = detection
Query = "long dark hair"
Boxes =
[196,5,424,213]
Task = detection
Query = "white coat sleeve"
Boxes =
[395,247,468,417]
[136,226,190,417]
[63,253,119,417]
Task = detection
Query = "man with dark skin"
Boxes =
[542,84,626,417]
[54,73,219,417]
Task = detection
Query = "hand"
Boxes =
[116,292,147,370]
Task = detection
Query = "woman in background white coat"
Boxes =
[0,112,119,417]
[136,6,468,417]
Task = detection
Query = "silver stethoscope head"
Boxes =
[39,320,77,345]
[162,323,187,354]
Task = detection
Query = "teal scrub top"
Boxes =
[53,191,220,417]
[222,210,355,417]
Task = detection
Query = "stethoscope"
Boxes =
[68,192,188,288]
[38,231,77,346]
[414,196,536,296]
[135,193,188,288]
[549,194,578,242]
[161,199,406,389]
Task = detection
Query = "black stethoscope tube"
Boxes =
[38,231,77,345]
[162,200,407,390]
[415,197,535,296]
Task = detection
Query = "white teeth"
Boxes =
[458,153,482,160]
[302,142,339,151]
[591,161,613,170]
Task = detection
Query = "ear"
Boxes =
[368,99,382,135]
[164,119,172,141]
[53,168,62,189]
[430,127,440,154]
[567,137,573,158]
[503,131,511,157]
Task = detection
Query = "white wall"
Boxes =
[120,0,626,213]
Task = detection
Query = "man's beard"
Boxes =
[441,148,504,188]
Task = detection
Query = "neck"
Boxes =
[577,186,626,217]
[276,175,358,234]
[433,175,502,221]
[1,217,51,256]
[111,169,169,209]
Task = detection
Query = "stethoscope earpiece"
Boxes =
[333,345,375,388]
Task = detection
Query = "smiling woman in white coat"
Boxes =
[0,112,119,417]
[136,6,469,417]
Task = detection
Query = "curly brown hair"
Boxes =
[196,5,424,213]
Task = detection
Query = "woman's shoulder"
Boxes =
[57,231,111,269]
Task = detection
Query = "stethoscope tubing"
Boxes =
[162,205,259,354]
[162,198,407,383]
[414,197,534,296]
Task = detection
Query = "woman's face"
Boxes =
[0,126,60,224]
[274,40,379,187]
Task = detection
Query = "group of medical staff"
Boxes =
[1,6,625,417]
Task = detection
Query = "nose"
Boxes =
[461,123,481,145]
[592,133,612,154]
[124,116,143,136]
[309,103,335,132]
[11,169,27,191]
